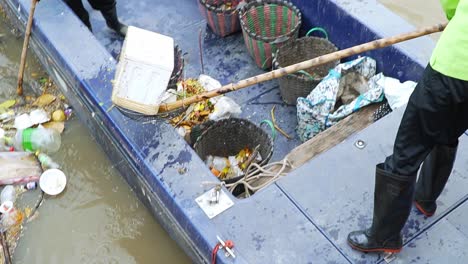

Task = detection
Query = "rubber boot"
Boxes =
[64,0,93,31]
[347,164,415,253]
[101,6,128,36]
[414,144,458,217]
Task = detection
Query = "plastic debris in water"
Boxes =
[51,109,66,122]
[36,152,60,169]
[39,169,67,195]
[32,94,56,107]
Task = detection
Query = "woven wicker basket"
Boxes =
[273,29,339,104]
[239,0,301,69]
[193,118,274,167]
[198,0,242,37]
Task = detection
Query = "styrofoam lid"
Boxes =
[122,26,174,71]
[39,169,67,195]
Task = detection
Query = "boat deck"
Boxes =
[2,0,467,263]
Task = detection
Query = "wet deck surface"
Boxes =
[278,106,468,263]
[81,1,468,263]
[8,0,467,262]
[86,0,301,162]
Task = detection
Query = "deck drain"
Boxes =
[355,139,366,149]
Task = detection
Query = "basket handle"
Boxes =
[260,120,277,140]
[306,27,329,39]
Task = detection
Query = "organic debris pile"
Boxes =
[175,78,205,100]
[169,79,215,137]
[1,77,71,135]
[0,77,70,262]
[219,2,235,11]
[167,75,242,141]
[205,147,262,180]
[0,185,41,264]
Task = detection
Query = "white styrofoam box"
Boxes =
[112,26,174,115]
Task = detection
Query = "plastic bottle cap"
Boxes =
[39,169,67,195]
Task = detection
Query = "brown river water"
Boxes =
[0,10,190,264]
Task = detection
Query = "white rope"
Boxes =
[225,158,293,197]
[200,158,294,198]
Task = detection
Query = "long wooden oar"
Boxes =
[17,0,40,96]
[158,22,446,113]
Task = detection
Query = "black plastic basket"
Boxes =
[193,117,274,167]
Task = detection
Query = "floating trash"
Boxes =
[29,109,50,125]
[51,109,66,122]
[39,169,67,196]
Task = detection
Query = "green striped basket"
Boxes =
[239,0,302,69]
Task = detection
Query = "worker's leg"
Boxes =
[348,65,468,253]
[414,143,458,217]
[414,71,468,216]
[63,0,92,30]
[87,0,127,36]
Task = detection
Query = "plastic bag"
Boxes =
[378,75,416,110]
[160,89,177,104]
[209,96,242,121]
[205,155,243,179]
[198,74,222,92]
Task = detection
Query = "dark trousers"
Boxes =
[64,0,116,27]
[384,65,468,177]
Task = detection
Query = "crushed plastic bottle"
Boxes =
[13,126,61,153]
[0,185,16,205]
[0,201,23,229]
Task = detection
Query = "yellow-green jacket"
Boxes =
[430,0,468,80]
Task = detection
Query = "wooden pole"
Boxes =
[17,0,39,96]
[158,22,447,113]
[0,231,11,264]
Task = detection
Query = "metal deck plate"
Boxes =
[196,188,234,219]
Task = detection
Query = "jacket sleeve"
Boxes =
[440,0,460,20]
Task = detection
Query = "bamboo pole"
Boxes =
[17,0,39,96]
[158,22,447,113]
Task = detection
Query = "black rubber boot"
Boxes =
[101,6,128,36]
[414,143,458,217]
[64,0,93,31]
[347,164,415,253]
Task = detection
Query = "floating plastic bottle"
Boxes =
[13,126,61,153]
[37,152,60,169]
